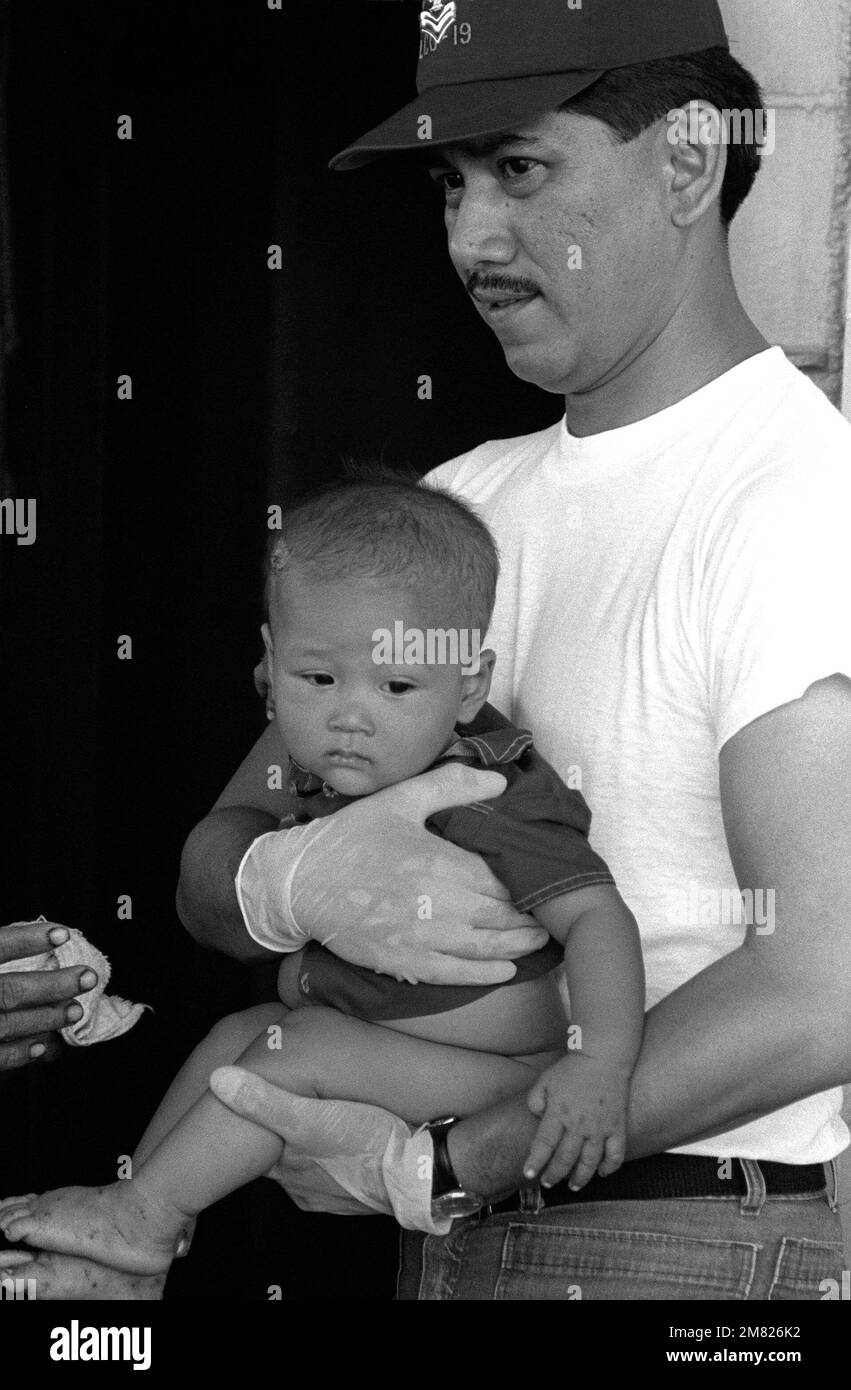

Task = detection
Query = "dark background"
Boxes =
[0,0,561,1299]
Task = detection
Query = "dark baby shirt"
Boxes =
[284,702,615,1020]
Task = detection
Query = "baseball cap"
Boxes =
[330,0,729,171]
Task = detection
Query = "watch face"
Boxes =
[432,1191,483,1221]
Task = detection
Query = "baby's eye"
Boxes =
[302,673,334,687]
[383,680,416,696]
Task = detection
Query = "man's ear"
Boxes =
[663,101,727,229]
[456,648,496,725]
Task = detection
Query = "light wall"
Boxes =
[723,0,851,410]
[722,0,851,1262]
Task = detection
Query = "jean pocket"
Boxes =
[494,1222,759,1301]
[768,1238,845,1301]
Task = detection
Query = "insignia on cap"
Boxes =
[420,0,457,46]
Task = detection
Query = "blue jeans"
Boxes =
[396,1161,844,1300]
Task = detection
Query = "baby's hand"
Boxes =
[523,1053,630,1191]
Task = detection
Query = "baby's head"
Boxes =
[263,473,499,796]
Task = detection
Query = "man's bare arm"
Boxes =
[177,807,281,960]
[449,676,851,1194]
[176,722,296,959]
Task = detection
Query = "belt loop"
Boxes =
[519,1181,545,1216]
[824,1159,840,1214]
[738,1158,767,1216]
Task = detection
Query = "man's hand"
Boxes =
[237,762,549,985]
[209,1066,450,1233]
[0,922,97,1072]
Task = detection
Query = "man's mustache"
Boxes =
[465,272,541,299]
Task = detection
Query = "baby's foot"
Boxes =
[0,1184,185,1276]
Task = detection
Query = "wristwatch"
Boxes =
[425,1115,485,1221]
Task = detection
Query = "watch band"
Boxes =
[425,1115,485,1220]
[428,1116,462,1197]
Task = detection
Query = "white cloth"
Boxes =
[2,917,149,1046]
[427,347,851,1164]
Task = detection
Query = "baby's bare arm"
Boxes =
[535,884,645,1071]
[519,886,645,1187]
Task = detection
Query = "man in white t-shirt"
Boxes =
[196,0,851,1301]
[9,0,849,1300]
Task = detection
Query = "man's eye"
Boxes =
[429,168,463,194]
[499,157,539,179]
[384,680,416,696]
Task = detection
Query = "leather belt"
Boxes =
[485,1153,827,1215]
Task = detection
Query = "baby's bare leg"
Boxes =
[0,1003,290,1276]
[127,1004,556,1231]
[0,1002,558,1273]
[134,1003,287,1165]
[253,1004,562,1122]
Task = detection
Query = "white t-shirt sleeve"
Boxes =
[699,456,851,752]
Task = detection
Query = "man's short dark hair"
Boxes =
[564,46,765,227]
[266,467,500,635]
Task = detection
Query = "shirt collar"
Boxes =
[287,720,533,801]
[439,725,533,768]
[287,758,341,800]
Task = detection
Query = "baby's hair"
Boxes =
[265,463,499,634]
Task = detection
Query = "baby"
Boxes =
[0,476,645,1276]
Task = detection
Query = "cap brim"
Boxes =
[329,70,606,171]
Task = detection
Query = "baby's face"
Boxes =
[265,571,486,796]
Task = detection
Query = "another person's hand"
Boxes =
[209,1066,451,1233]
[236,763,548,986]
[0,1248,166,1300]
[523,1054,630,1190]
[0,922,97,1072]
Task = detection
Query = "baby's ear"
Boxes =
[456,648,496,725]
[259,625,276,720]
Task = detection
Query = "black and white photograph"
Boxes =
[1,0,850,1352]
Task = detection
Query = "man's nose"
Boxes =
[448,181,516,273]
